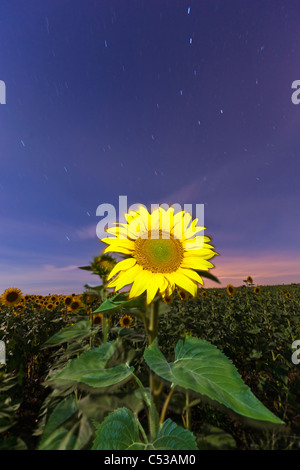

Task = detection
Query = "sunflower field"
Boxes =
[1,280,299,450]
[0,207,299,451]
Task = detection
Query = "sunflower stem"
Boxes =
[185,391,191,430]
[160,386,175,424]
[148,299,162,411]
[148,300,159,345]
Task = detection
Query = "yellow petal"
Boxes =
[182,218,206,240]
[183,248,216,260]
[146,274,161,304]
[107,264,143,290]
[138,206,151,233]
[182,237,214,250]
[176,267,203,284]
[165,271,198,297]
[106,257,137,281]
[129,270,153,298]
[105,226,133,240]
[180,257,215,270]
[103,245,134,255]
[159,207,175,234]
[101,238,135,249]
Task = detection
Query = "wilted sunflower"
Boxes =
[254,286,261,295]
[101,206,218,305]
[226,284,235,296]
[1,288,23,306]
[120,314,132,328]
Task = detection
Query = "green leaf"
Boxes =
[144,336,284,424]
[44,320,95,346]
[92,408,197,451]
[92,408,145,450]
[50,341,134,388]
[84,284,104,293]
[196,270,220,284]
[151,419,197,450]
[94,292,146,315]
[38,428,71,450]
[149,396,160,442]
[197,424,236,450]
[38,397,77,448]
[78,266,93,271]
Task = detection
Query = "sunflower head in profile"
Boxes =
[1,288,23,307]
[101,206,218,305]
[226,284,235,296]
[120,314,132,328]
[94,254,118,280]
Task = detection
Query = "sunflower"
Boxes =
[162,294,173,304]
[93,313,103,325]
[120,314,132,328]
[178,288,190,301]
[1,288,23,306]
[226,284,235,296]
[101,206,218,305]
[246,276,253,284]
[68,298,82,314]
[46,303,54,311]
[64,296,73,307]
[94,254,117,279]
[254,286,261,295]
[13,305,25,316]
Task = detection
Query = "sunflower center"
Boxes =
[135,230,183,273]
[6,292,19,302]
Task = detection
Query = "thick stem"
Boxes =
[148,300,162,410]
[148,300,159,345]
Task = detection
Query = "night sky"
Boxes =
[1,0,300,294]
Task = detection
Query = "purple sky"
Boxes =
[0,0,300,294]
